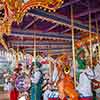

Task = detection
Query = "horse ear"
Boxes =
[87,66,90,69]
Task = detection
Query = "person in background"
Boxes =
[30,61,43,100]
[9,63,23,100]
[76,48,86,81]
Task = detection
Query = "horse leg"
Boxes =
[64,88,79,100]
[57,81,66,100]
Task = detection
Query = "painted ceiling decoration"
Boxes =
[0,0,63,49]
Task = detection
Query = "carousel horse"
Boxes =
[15,74,30,100]
[76,66,95,100]
[15,73,31,93]
[14,63,31,100]
[56,54,79,100]
[39,52,53,75]
[92,61,100,99]
[43,83,59,100]
[9,63,30,100]
[40,54,58,100]
[3,69,14,92]
[18,96,26,100]
[18,92,29,100]
[92,43,100,59]
[8,48,17,70]
[43,69,59,100]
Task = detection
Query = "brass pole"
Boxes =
[70,5,76,87]
[95,16,100,60]
[88,10,92,67]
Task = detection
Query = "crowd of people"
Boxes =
[2,49,100,100]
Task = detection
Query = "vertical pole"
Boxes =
[88,9,92,67]
[95,16,100,60]
[34,32,36,66]
[16,47,19,67]
[70,5,76,87]
[33,33,37,100]
[48,45,52,81]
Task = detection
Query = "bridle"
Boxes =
[84,68,95,80]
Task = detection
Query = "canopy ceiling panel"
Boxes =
[1,0,100,55]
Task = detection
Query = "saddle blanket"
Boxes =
[48,98,58,100]
[80,97,93,100]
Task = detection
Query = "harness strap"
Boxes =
[92,79,100,89]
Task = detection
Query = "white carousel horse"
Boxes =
[40,56,54,74]
[8,48,16,69]
[43,84,59,100]
[18,92,28,100]
[42,57,59,100]
[18,96,26,100]
[93,62,100,98]
[76,67,95,97]
[24,53,33,65]
[18,52,24,62]
[15,73,31,92]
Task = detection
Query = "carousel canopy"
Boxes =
[1,0,100,55]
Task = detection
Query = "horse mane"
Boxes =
[56,54,69,78]
[58,53,68,62]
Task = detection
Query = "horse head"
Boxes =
[84,67,95,80]
[58,53,68,64]
[92,63,100,94]
[76,67,95,97]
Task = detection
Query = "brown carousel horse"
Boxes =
[56,54,79,100]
